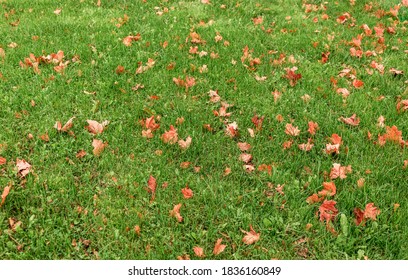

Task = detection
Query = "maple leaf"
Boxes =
[161,125,178,144]
[330,134,342,145]
[306,193,322,204]
[92,139,108,156]
[339,114,360,126]
[252,17,263,25]
[169,203,183,222]
[85,120,109,135]
[122,34,141,46]
[352,79,364,88]
[363,203,381,220]
[284,67,302,86]
[241,225,260,245]
[142,116,160,131]
[237,142,251,151]
[54,116,75,132]
[285,123,300,136]
[298,138,314,151]
[258,164,272,175]
[193,246,205,258]
[325,143,340,155]
[147,175,157,200]
[1,183,11,207]
[384,125,403,143]
[336,88,350,98]
[308,121,319,135]
[239,153,253,164]
[319,200,338,223]
[76,150,87,159]
[178,136,192,150]
[208,90,220,103]
[225,122,238,138]
[251,114,264,130]
[330,163,352,179]
[16,158,31,178]
[213,238,226,255]
[318,182,336,197]
[181,185,193,199]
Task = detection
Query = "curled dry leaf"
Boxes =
[181,185,193,199]
[213,238,226,255]
[147,175,157,200]
[225,122,238,138]
[1,183,11,207]
[178,136,192,150]
[86,120,109,135]
[54,116,75,132]
[16,158,31,178]
[241,225,260,245]
[170,203,183,222]
[0,157,6,165]
[193,246,205,258]
[339,114,360,126]
[92,139,108,156]
[76,150,87,159]
[161,125,178,144]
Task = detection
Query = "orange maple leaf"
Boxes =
[363,203,381,220]
[330,163,352,179]
[241,225,260,245]
[318,182,336,197]
[213,238,226,255]
[147,175,157,200]
[319,200,338,223]
[225,122,239,138]
[308,121,319,135]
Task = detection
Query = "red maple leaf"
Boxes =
[319,200,338,223]
[147,175,157,200]
[363,203,381,220]
[161,125,178,144]
[284,67,302,86]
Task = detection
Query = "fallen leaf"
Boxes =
[318,182,336,197]
[213,238,226,255]
[181,185,193,199]
[147,175,157,200]
[308,121,319,135]
[193,246,205,258]
[170,203,183,222]
[0,157,6,165]
[16,158,31,178]
[178,136,192,150]
[319,200,338,223]
[161,125,178,144]
[363,203,381,220]
[225,122,238,138]
[339,114,360,126]
[330,163,352,179]
[1,184,11,206]
[54,116,75,132]
[86,120,109,135]
[92,139,108,156]
[285,123,300,136]
[122,34,141,46]
[241,225,260,245]
[237,142,251,151]
[239,153,252,163]
[76,150,87,159]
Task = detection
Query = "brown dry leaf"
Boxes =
[76,150,87,159]
[193,246,205,258]
[134,225,141,236]
[241,225,260,245]
[213,238,226,255]
[178,136,192,150]
[16,158,31,178]
[54,116,75,132]
[170,203,183,222]
[363,203,381,220]
[147,175,157,200]
[239,153,253,164]
[53,8,62,15]
[339,114,360,126]
[285,123,300,136]
[330,163,352,179]
[86,120,109,135]
[1,184,11,207]
[237,142,251,151]
[92,139,108,156]
[161,125,178,144]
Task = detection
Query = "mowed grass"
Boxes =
[0,0,407,259]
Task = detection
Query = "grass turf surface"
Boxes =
[0,0,407,259]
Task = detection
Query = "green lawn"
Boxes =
[0,0,407,259]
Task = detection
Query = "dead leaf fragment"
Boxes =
[54,116,75,132]
[193,246,205,258]
[181,185,193,199]
[1,184,11,206]
[178,136,192,150]
[161,125,178,144]
[0,157,6,165]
